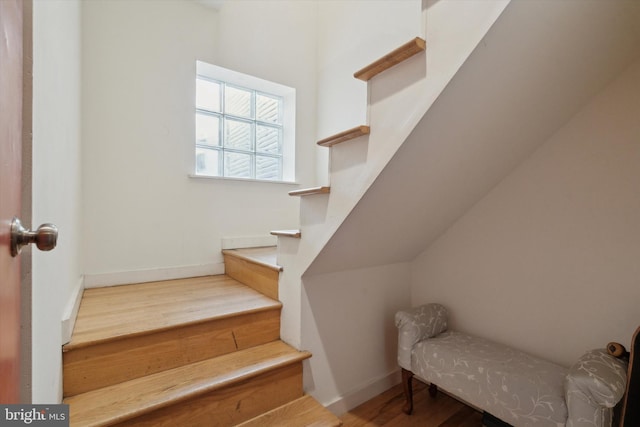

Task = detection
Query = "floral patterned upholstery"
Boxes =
[395,303,448,371]
[565,349,628,427]
[412,331,568,426]
[396,304,628,427]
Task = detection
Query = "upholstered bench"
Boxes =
[395,304,628,427]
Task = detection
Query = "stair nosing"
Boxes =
[288,186,331,197]
[65,341,311,427]
[354,37,426,81]
[270,229,301,238]
[317,125,370,147]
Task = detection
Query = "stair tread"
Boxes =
[271,229,302,238]
[289,186,331,197]
[317,126,370,147]
[65,275,281,350]
[64,340,311,427]
[222,246,282,272]
[236,395,342,427]
[354,37,426,81]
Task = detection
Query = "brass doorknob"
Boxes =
[10,217,58,257]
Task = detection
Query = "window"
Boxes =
[194,61,296,183]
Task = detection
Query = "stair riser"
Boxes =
[224,255,279,300]
[63,309,281,396]
[110,363,304,427]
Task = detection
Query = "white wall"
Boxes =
[411,57,640,367]
[31,0,82,403]
[316,0,421,137]
[215,0,318,188]
[315,0,421,184]
[302,263,411,413]
[81,0,315,281]
[296,1,421,405]
[278,0,508,411]
[201,0,323,363]
[274,0,425,400]
[308,0,640,276]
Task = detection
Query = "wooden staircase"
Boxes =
[271,37,426,240]
[62,35,429,427]
[63,248,341,426]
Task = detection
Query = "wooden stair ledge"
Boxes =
[317,126,370,147]
[223,247,281,300]
[354,37,426,81]
[289,186,330,197]
[64,341,311,427]
[270,229,301,238]
[236,395,342,427]
[222,246,281,272]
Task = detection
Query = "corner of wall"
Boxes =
[324,370,400,416]
[61,276,84,345]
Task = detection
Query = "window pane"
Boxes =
[224,151,252,178]
[195,62,295,182]
[225,85,252,118]
[256,124,281,154]
[195,113,220,147]
[256,156,281,181]
[195,147,220,176]
[256,94,281,124]
[196,78,220,112]
[225,118,253,151]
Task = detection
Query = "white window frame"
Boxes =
[193,61,296,183]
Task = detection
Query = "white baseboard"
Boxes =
[83,263,225,289]
[61,277,84,345]
[323,369,401,415]
[221,235,277,250]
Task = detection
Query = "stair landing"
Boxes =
[66,275,281,350]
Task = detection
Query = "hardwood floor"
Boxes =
[66,275,281,348]
[341,381,482,427]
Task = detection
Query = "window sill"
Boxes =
[188,174,299,186]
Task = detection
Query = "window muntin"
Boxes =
[195,71,289,182]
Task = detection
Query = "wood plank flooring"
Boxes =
[65,341,310,427]
[341,381,481,427]
[66,275,281,349]
[237,395,342,427]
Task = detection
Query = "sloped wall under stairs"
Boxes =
[299,0,640,413]
[282,0,510,413]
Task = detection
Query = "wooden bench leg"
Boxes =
[429,383,438,398]
[401,368,414,415]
